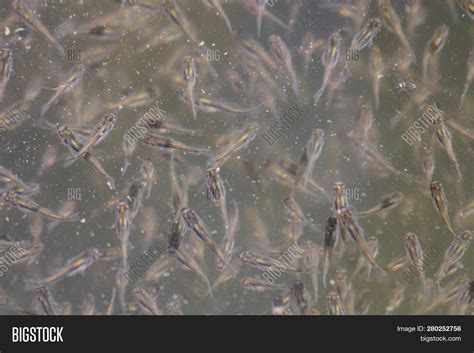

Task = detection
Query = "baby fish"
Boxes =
[358,191,404,218]
[181,207,234,272]
[323,215,338,287]
[56,124,116,190]
[314,30,342,105]
[430,112,462,180]
[369,46,384,110]
[132,287,162,315]
[405,232,428,292]
[422,25,449,81]
[430,181,457,238]
[304,240,320,303]
[194,96,259,114]
[41,64,86,116]
[460,48,474,107]
[238,250,304,273]
[377,0,415,64]
[206,165,228,228]
[115,201,132,270]
[268,34,299,95]
[24,248,102,290]
[212,123,259,168]
[175,248,213,297]
[294,129,325,188]
[338,207,387,276]
[344,18,383,78]
[217,203,239,271]
[144,133,208,155]
[436,231,472,284]
[256,0,266,37]
[0,48,13,102]
[203,0,233,33]
[3,191,79,222]
[12,0,65,56]
[160,0,202,48]
[240,277,287,292]
[182,56,197,120]
[327,292,345,315]
[64,113,117,167]
[121,135,137,176]
[422,148,435,183]
[36,287,60,315]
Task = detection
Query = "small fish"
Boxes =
[256,0,266,37]
[291,280,309,315]
[355,102,374,146]
[175,248,213,297]
[327,292,345,315]
[293,129,325,188]
[104,287,116,315]
[64,113,117,167]
[47,200,77,232]
[283,194,312,227]
[298,32,324,75]
[0,166,31,191]
[168,209,186,255]
[338,207,387,276]
[143,133,208,155]
[458,0,474,19]
[194,96,259,114]
[36,287,60,315]
[344,18,383,78]
[268,34,299,95]
[56,124,116,190]
[182,56,197,120]
[436,231,472,283]
[24,248,102,290]
[240,277,287,292]
[212,123,259,168]
[460,49,474,107]
[238,250,304,273]
[430,181,457,238]
[12,0,65,56]
[422,25,449,81]
[369,46,384,110]
[37,145,58,176]
[181,207,234,272]
[132,287,162,315]
[272,295,293,315]
[160,0,203,48]
[377,0,415,64]
[3,191,79,222]
[0,48,13,102]
[2,241,43,265]
[121,135,137,176]
[115,201,132,270]
[322,215,338,287]
[429,108,462,180]
[304,240,320,303]
[404,232,428,292]
[203,0,233,33]
[41,64,86,116]
[108,88,157,110]
[314,30,342,105]
[206,165,228,228]
[358,191,404,218]
[422,148,435,183]
[333,182,348,215]
[139,158,155,199]
[385,282,406,314]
